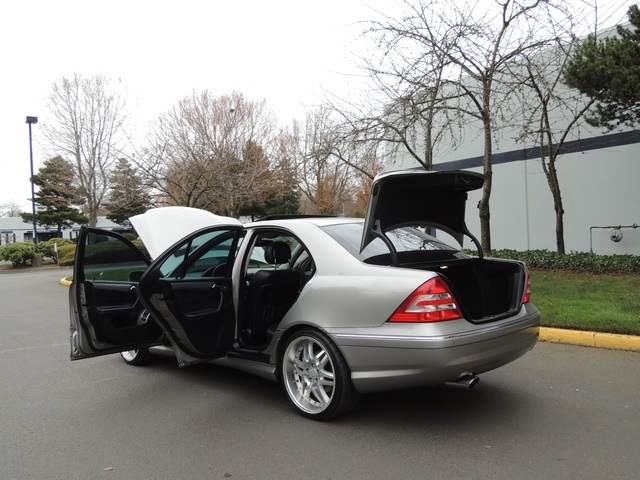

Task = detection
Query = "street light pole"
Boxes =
[26,116,38,244]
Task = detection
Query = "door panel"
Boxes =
[85,282,138,341]
[70,228,163,360]
[164,281,226,319]
[137,226,243,363]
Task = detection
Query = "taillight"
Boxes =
[523,267,532,303]
[388,277,462,323]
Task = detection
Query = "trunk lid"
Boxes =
[360,170,484,253]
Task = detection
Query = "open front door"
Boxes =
[69,228,163,360]
[136,226,244,366]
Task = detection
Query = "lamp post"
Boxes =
[26,116,38,244]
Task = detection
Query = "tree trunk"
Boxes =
[479,114,493,254]
[87,197,99,227]
[479,168,492,254]
[545,159,565,255]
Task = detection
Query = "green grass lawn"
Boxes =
[532,270,640,336]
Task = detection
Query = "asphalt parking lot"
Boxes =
[1,267,639,479]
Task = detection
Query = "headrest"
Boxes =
[264,241,291,265]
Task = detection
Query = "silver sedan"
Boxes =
[69,170,540,419]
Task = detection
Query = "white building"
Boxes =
[385,36,640,255]
[0,217,128,245]
[388,128,639,255]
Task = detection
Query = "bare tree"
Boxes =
[350,2,467,171]
[513,37,597,254]
[43,74,129,226]
[292,108,361,215]
[138,91,279,217]
[355,0,568,253]
[0,202,23,218]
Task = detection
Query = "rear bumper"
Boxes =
[329,304,541,394]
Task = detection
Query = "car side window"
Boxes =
[82,231,148,282]
[244,231,307,276]
[158,229,239,279]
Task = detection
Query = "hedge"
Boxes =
[1,238,147,268]
[58,239,146,267]
[58,244,77,266]
[470,249,640,275]
[36,238,75,261]
[0,242,37,266]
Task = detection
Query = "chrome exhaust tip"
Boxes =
[444,374,480,389]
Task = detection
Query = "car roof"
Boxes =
[245,216,363,229]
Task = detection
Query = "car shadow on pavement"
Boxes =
[344,378,533,431]
[123,357,533,431]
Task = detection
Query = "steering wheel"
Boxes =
[202,263,227,277]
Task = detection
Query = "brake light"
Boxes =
[389,277,462,323]
[523,267,532,303]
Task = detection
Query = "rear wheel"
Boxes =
[120,348,156,366]
[280,329,360,420]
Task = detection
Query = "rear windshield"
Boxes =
[322,222,467,264]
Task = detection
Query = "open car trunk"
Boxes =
[379,249,527,323]
[425,258,527,323]
[360,169,529,324]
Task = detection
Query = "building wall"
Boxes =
[383,23,640,255]
[387,130,640,255]
[0,217,128,245]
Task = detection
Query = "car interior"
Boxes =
[238,231,315,348]
[79,227,317,353]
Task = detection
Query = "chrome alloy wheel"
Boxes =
[120,347,155,366]
[282,335,336,415]
[121,350,139,362]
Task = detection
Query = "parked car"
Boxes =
[69,170,540,420]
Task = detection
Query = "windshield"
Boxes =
[322,222,467,264]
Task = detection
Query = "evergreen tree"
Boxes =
[264,184,300,216]
[564,5,640,130]
[237,139,300,219]
[103,158,152,225]
[21,156,88,235]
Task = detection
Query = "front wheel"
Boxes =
[120,348,156,366]
[280,329,360,420]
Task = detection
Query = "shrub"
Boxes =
[467,249,640,275]
[132,239,148,257]
[58,244,77,266]
[1,236,145,268]
[54,238,146,267]
[36,238,75,261]
[0,242,37,266]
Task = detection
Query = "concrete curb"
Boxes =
[60,277,639,352]
[540,327,640,352]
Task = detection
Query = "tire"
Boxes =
[120,348,156,366]
[280,329,361,420]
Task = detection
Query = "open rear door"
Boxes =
[69,228,163,360]
[136,225,244,366]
